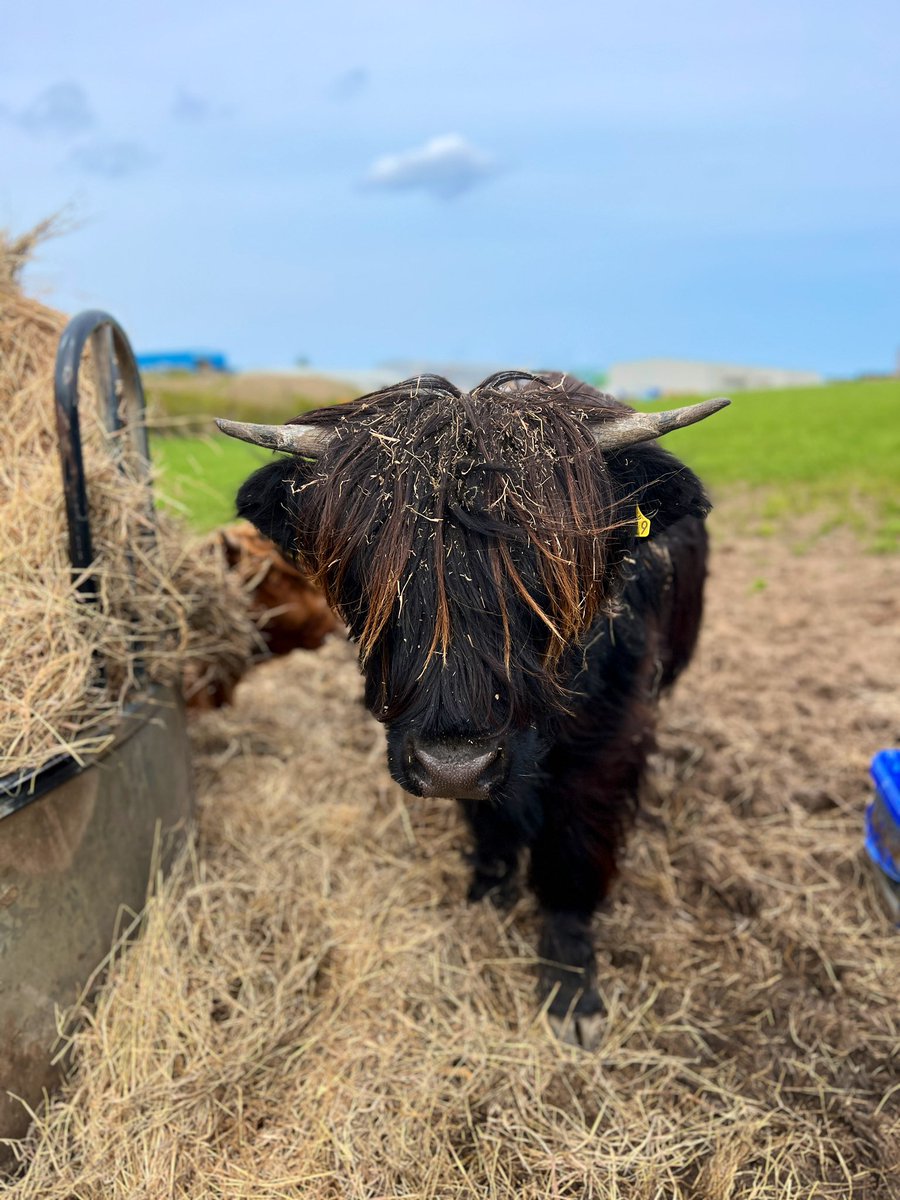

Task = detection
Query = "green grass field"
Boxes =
[151,376,900,549]
[657,378,900,550]
[151,435,276,531]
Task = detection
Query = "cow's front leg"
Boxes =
[536,910,603,1018]
[529,793,625,1047]
[458,798,526,908]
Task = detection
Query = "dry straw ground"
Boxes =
[0,227,258,779]
[5,519,899,1198]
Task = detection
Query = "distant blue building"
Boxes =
[136,350,230,373]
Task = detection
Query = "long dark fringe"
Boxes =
[292,373,629,685]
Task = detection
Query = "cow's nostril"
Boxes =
[408,738,505,799]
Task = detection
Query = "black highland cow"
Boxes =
[220,372,728,1044]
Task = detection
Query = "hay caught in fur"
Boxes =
[0,224,258,778]
[4,524,898,1197]
[289,373,628,669]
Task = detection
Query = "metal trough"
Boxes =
[0,313,193,1160]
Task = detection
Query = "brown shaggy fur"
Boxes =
[185,525,340,711]
[220,523,341,656]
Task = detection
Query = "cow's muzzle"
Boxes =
[405,736,507,800]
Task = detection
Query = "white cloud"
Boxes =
[15,82,94,138]
[362,134,498,200]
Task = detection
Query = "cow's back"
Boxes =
[569,514,709,731]
[651,514,708,691]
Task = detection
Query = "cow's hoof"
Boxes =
[548,1009,604,1050]
[539,971,604,1049]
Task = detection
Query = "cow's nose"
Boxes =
[407,737,506,799]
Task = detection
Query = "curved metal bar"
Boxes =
[54,310,153,598]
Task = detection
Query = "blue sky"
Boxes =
[1,0,898,375]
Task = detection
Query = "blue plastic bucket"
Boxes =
[866,750,900,883]
[866,751,900,922]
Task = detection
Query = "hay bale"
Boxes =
[0,224,258,778]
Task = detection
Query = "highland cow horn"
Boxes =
[590,396,730,451]
[214,418,335,456]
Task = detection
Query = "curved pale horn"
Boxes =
[214,418,334,456]
[591,396,730,451]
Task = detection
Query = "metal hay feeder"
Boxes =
[0,312,193,1159]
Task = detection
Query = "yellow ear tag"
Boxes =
[635,504,651,538]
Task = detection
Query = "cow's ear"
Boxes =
[235,459,304,560]
[607,441,711,538]
[219,527,243,567]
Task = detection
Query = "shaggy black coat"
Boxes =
[235,373,711,1029]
